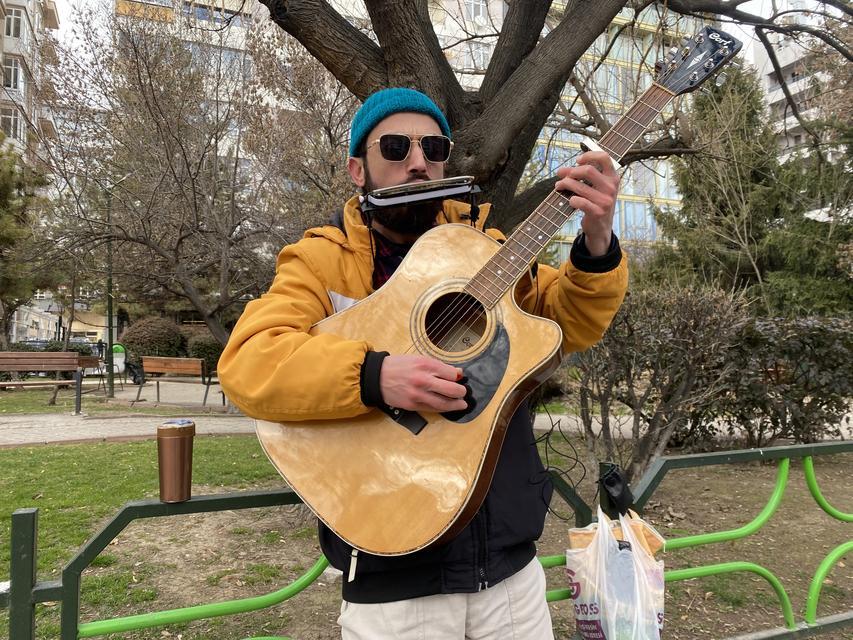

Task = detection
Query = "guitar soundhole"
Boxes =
[424,292,486,353]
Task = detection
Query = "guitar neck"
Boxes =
[464,84,675,308]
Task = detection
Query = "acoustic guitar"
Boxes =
[257,26,742,555]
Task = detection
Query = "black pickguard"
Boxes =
[441,324,509,424]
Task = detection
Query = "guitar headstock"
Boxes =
[656,26,743,95]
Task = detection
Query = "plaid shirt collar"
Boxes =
[370,229,413,290]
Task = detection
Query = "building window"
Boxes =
[5,8,22,38]
[465,0,487,21]
[631,163,656,197]
[458,41,492,71]
[3,57,21,90]
[33,290,46,300]
[183,2,250,27]
[0,107,21,141]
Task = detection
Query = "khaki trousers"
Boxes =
[338,558,554,640]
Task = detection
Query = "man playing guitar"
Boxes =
[219,87,628,639]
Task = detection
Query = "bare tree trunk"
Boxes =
[579,380,600,473]
[0,304,14,350]
[49,273,78,406]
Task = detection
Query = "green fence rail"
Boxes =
[2,442,851,640]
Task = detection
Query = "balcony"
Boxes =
[43,0,60,30]
[38,113,57,139]
[115,0,175,22]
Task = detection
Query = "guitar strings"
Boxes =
[402,50,726,366]
[402,192,571,360]
[401,108,640,355]
[405,190,577,356]
[405,80,688,350]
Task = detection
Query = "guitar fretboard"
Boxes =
[464,84,674,308]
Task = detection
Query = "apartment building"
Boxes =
[7,289,61,343]
[1,0,59,159]
[752,0,848,229]
[3,1,60,344]
[113,0,260,166]
[754,28,840,163]
[114,0,258,46]
[539,5,705,255]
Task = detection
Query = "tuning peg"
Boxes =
[715,72,728,87]
[654,59,665,74]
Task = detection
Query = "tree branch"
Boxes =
[455,0,625,178]
[260,0,387,99]
[363,0,467,124]
[820,0,853,18]
[479,0,551,103]
[667,0,852,60]
[569,74,611,134]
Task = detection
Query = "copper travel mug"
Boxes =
[157,419,195,503]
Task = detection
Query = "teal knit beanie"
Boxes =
[349,88,452,157]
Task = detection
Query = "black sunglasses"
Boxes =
[365,133,454,163]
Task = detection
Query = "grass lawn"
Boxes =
[0,388,209,417]
[0,436,278,576]
[1,434,850,639]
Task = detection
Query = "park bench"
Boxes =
[0,351,88,413]
[78,355,100,372]
[77,355,120,394]
[133,356,219,406]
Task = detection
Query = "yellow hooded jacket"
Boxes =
[218,195,628,422]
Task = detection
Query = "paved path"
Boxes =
[0,380,256,447]
[0,413,256,447]
[0,380,578,446]
[0,411,577,447]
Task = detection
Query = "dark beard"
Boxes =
[363,164,443,236]
[370,200,442,236]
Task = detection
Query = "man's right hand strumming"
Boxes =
[379,354,468,413]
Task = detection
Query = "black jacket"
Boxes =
[319,400,552,603]
[317,218,622,603]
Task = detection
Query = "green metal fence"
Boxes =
[2,441,851,639]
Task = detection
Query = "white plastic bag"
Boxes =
[565,507,665,640]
